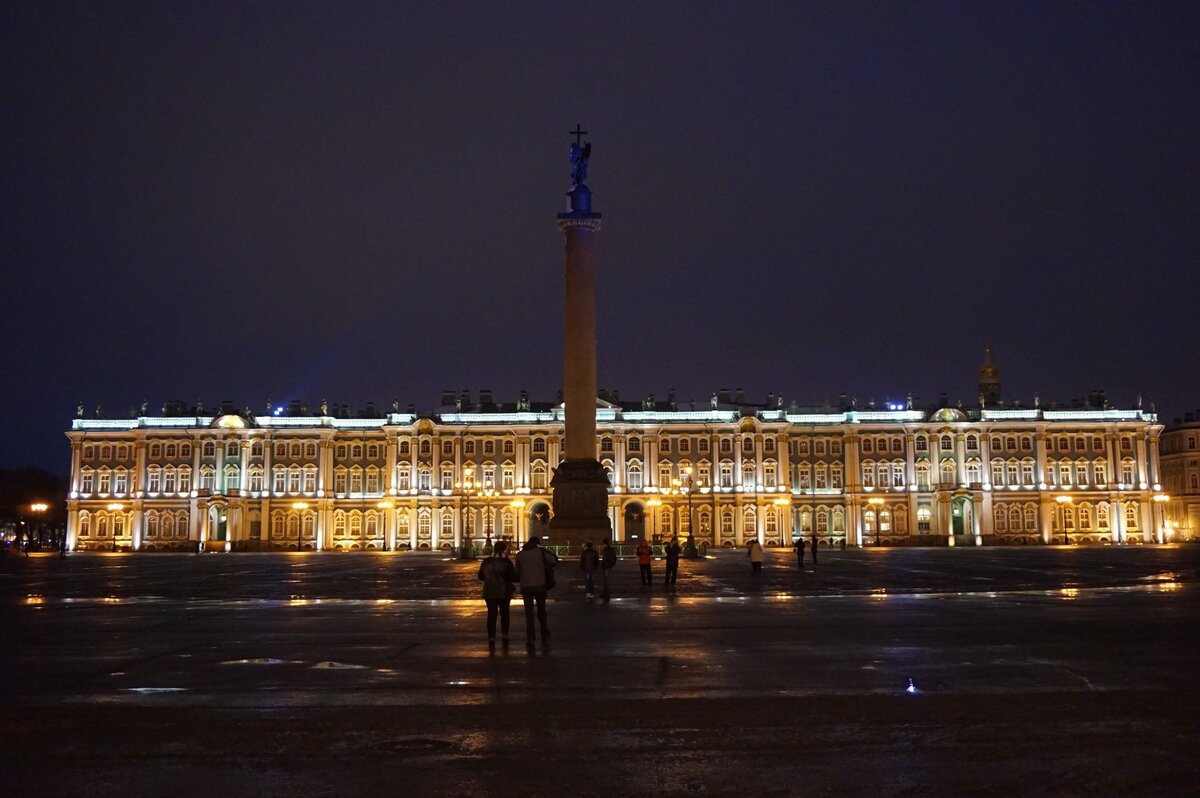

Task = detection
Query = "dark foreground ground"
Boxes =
[2,546,1198,797]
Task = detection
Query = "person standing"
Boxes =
[811,533,818,566]
[515,536,558,645]
[599,538,617,601]
[748,539,764,575]
[636,538,653,586]
[579,540,600,599]
[793,536,805,569]
[477,540,518,646]
[663,536,682,587]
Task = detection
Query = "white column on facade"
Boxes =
[1040,497,1054,543]
[1136,435,1149,485]
[132,500,144,551]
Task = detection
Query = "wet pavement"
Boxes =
[2,546,1198,797]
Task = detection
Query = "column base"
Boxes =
[549,459,612,550]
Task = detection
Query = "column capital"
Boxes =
[557,214,602,233]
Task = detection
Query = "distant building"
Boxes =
[63,357,1168,552]
[1159,411,1200,541]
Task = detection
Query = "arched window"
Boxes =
[698,508,712,536]
[251,440,263,457]
[1092,460,1107,486]
[1125,503,1138,529]
[721,508,735,538]
[660,508,673,535]
[334,512,346,536]
[202,442,215,458]
[272,513,285,537]
[915,462,930,490]
[226,441,240,457]
[1097,504,1109,527]
[1008,506,1021,531]
[742,506,756,537]
[966,460,982,484]
[940,435,952,450]
[862,463,875,489]
[303,466,316,493]
[864,510,876,533]
[1024,506,1037,529]
[287,513,300,537]
[992,459,1005,485]
[816,507,829,533]
[224,465,240,491]
[502,510,515,538]
[79,513,91,538]
[940,460,956,485]
[832,507,846,533]
[995,507,1008,531]
[764,508,778,535]
[741,461,756,488]
[532,461,549,491]
[799,509,812,533]
[349,513,362,538]
[302,514,315,539]
[288,466,302,494]
[533,437,547,454]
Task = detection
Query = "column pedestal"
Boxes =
[550,459,611,548]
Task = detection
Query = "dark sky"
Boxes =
[3,2,1199,475]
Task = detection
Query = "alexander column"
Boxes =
[550,125,612,548]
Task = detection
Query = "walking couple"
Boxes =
[477,536,559,648]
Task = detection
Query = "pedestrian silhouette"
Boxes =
[811,534,818,565]
[599,538,616,601]
[636,539,653,586]
[515,536,558,646]
[477,540,518,647]
[748,539,764,574]
[663,536,681,587]
[793,536,805,569]
[579,541,599,599]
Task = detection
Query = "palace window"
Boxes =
[336,444,347,459]
[199,467,215,491]
[288,467,301,494]
[765,438,776,453]
[147,468,161,493]
[443,440,454,456]
[830,463,842,490]
[1022,461,1035,485]
[862,438,873,454]
[659,438,671,454]
[351,444,363,460]
[815,440,826,455]
[150,443,162,458]
[397,469,411,492]
[1006,460,1019,485]
[763,462,777,488]
[915,462,930,490]
[915,436,927,453]
[334,469,347,495]
[698,438,709,453]
[303,466,316,493]
[678,437,690,454]
[625,463,641,493]
[940,435,952,451]
[350,468,363,494]
[917,506,932,531]
[532,462,549,491]
[533,437,547,454]
[366,467,380,494]
[742,437,754,453]
[418,469,431,491]
[483,440,495,456]
[399,439,411,456]
[178,467,191,492]
[98,469,111,494]
[503,440,514,456]
[100,445,112,460]
[306,442,317,458]
[966,435,979,451]
[719,438,732,454]
[719,463,733,488]
[992,460,1005,486]
[203,442,215,458]
[502,465,515,491]
[276,442,288,458]
[420,440,431,456]
[816,508,829,534]
[224,466,240,492]
[248,467,263,493]
[113,469,128,495]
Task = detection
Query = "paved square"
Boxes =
[3,546,1197,796]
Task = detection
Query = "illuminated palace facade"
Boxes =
[65,389,1168,553]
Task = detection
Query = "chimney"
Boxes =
[735,387,745,405]
[441,389,456,406]
[479,388,493,407]
[719,387,731,404]
[766,392,775,408]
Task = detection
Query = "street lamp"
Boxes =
[646,496,663,542]
[26,502,49,554]
[773,495,792,548]
[867,497,885,546]
[291,501,309,551]
[1055,495,1073,545]
[681,467,700,558]
[377,500,394,551]
[1152,494,1170,544]
[508,498,526,547]
[107,502,124,551]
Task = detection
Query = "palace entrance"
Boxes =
[623,502,645,542]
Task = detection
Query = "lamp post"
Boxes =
[646,496,662,543]
[867,497,884,546]
[1152,494,1170,544]
[29,502,48,552]
[291,501,309,551]
[454,467,483,560]
[773,495,791,548]
[107,502,124,552]
[682,467,700,558]
[509,498,526,548]
[377,500,394,551]
[1055,495,1073,545]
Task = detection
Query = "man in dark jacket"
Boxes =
[599,538,616,601]
[663,536,682,587]
[793,536,805,569]
[515,536,558,645]
[477,540,518,645]
[579,541,600,599]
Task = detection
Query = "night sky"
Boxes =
[3,2,1199,475]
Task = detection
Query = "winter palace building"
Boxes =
[64,366,1169,553]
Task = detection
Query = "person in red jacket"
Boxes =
[636,539,653,586]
